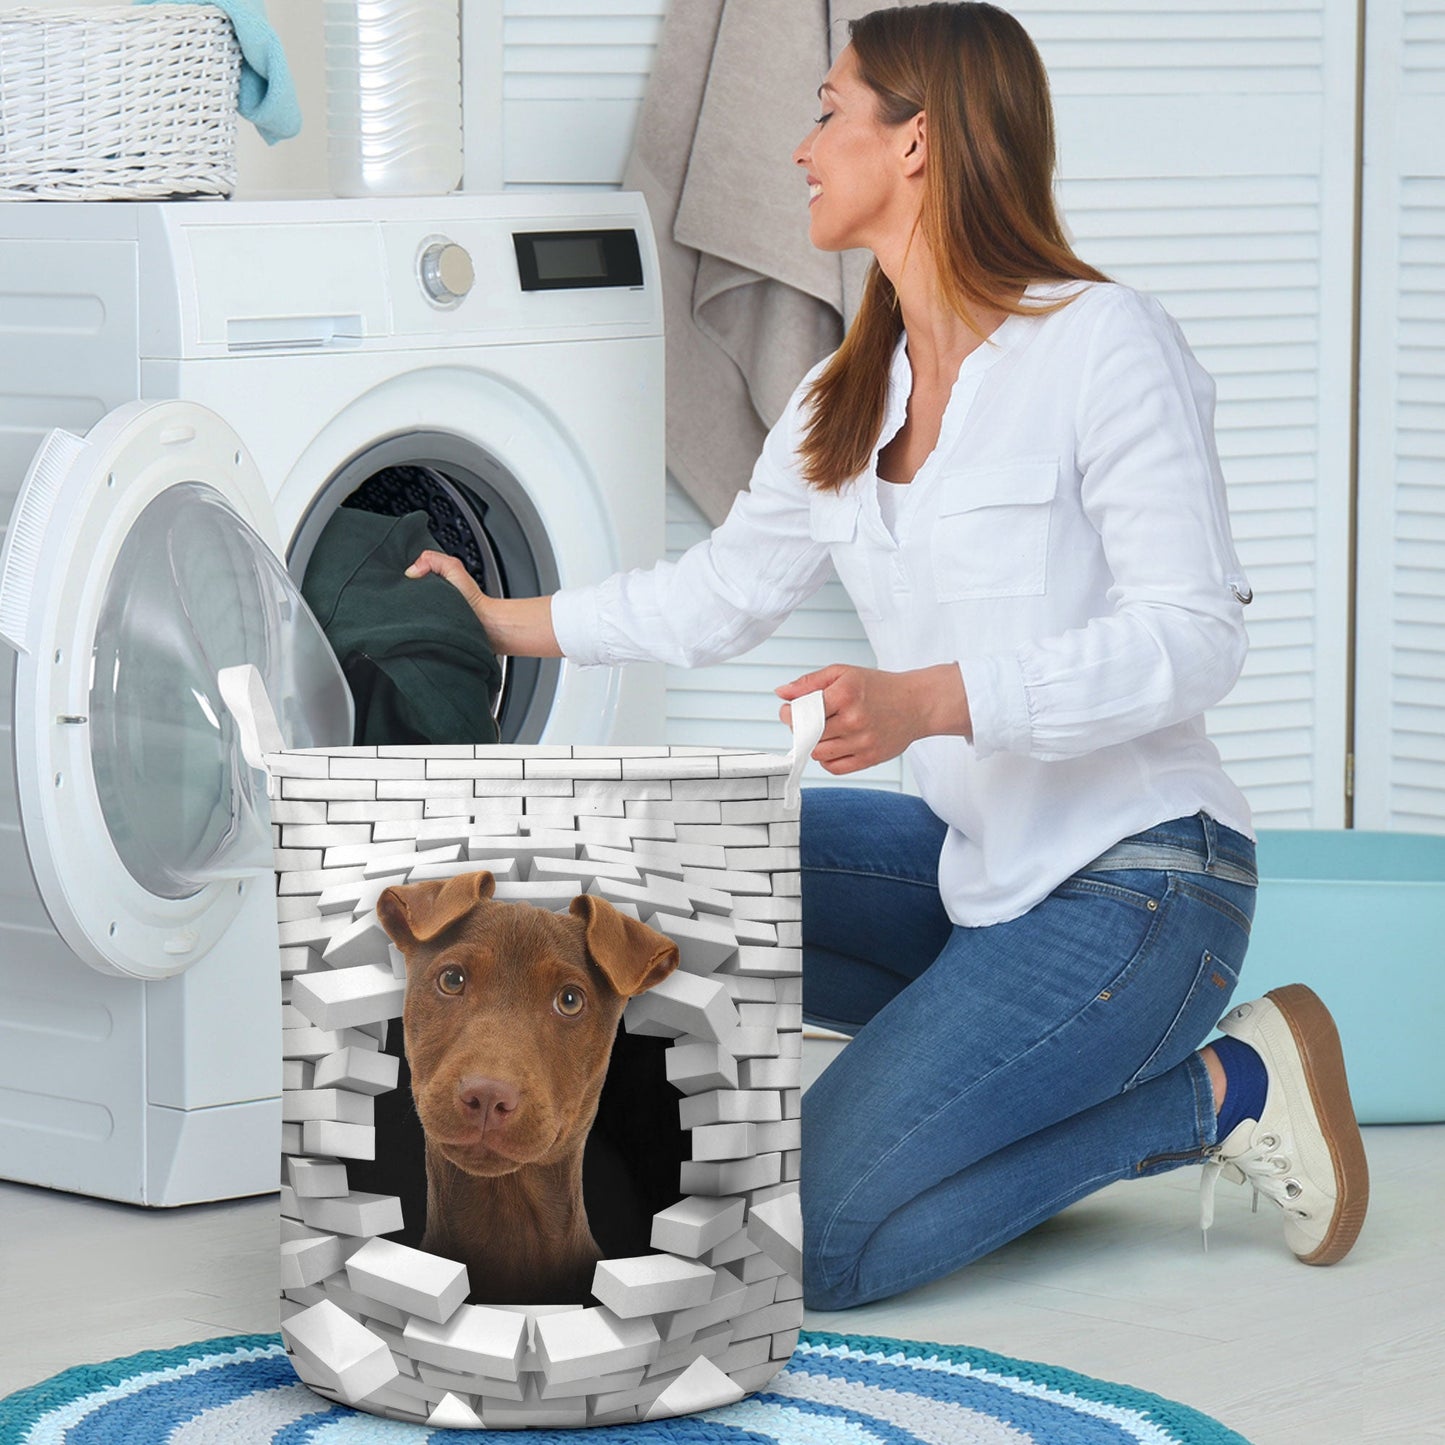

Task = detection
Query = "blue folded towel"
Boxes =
[136,0,301,145]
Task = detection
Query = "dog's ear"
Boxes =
[568,894,679,996]
[377,871,497,948]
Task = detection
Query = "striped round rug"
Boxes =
[0,1330,1251,1444]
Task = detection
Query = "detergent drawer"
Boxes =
[260,739,805,1429]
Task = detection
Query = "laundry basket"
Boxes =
[0,6,241,200]
[222,667,819,1429]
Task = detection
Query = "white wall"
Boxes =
[233,1,329,198]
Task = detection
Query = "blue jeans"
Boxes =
[801,790,1257,1310]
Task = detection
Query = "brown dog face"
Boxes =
[376,872,679,1181]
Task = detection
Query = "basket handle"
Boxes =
[783,690,826,811]
[218,663,285,775]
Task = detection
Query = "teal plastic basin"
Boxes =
[1240,831,1445,1124]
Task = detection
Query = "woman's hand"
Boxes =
[775,663,971,773]
[405,549,488,624]
[404,550,563,658]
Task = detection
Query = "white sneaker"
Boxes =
[1200,984,1369,1264]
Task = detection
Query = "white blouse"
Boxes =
[550,280,1255,926]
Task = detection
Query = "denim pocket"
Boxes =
[1173,874,1256,936]
[1126,945,1241,1089]
[1054,873,1167,913]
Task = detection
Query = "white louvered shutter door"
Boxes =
[1015,0,1360,827]
[468,1,669,188]
[1354,0,1445,832]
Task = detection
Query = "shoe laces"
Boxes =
[1199,1130,1311,1247]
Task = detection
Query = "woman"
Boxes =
[409,2,1367,1310]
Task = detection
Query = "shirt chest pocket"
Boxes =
[808,489,882,620]
[930,459,1059,602]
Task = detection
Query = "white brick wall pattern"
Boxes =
[264,741,804,1428]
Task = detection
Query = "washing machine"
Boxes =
[0,193,665,1207]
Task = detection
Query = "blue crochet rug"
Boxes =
[0,1331,1251,1445]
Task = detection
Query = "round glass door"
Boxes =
[0,399,353,980]
[90,481,351,899]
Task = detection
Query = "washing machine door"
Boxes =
[0,400,352,981]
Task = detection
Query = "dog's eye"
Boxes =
[437,965,466,996]
[555,986,586,1017]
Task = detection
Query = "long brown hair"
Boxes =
[799,3,1107,490]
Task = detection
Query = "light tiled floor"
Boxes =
[802,1128,1445,1445]
[0,1039,1440,1445]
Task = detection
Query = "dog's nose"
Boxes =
[456,1075,520,1129]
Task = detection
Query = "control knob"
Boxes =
[420,241,474,304]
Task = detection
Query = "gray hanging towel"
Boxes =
[301,508,502,747]
[625,0,901,525]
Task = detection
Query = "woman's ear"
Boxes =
[900,111,927,178]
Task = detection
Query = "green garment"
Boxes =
[301,508,502,746]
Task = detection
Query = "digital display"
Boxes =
[513,229,644,292]
[533,236,607,282]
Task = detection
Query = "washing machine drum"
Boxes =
[343,465,502,596]
[300,477,503,749]
[301,451,563,746]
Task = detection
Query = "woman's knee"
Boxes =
[801,1189,865,1311]
[801,796,953,987]
[802,1253,864,1312]
[800,786,947,877]
[800,1124,877,1310]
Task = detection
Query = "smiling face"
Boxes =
[792,44,923,255]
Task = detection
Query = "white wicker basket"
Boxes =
[0,5,241,201]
